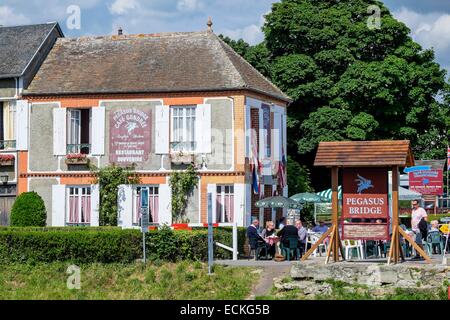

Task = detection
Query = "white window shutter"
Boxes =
[258,109,265,161]
[90,184,100,226]
[117,184,133,228]
[158,184,172,226]
[207,184,216,223]
[91,107,105,155]
[155,105,169,154]
[196,104,211,154]
[273,112,282,162]
[245,105,251,157]
[52,184,66,226]
[234,184,245,227]
[16,100,29,150]
[53,108,67,156]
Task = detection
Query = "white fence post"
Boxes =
[233,222,238,261]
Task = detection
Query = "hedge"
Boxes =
[0,227,247,264]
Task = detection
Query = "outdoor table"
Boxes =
[265,236,280,256]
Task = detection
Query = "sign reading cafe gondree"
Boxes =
[110,108,151,164]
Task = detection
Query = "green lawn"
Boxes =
[0,262,257,300]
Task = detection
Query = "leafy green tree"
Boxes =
[91,164,140,226]
[287,156,313,194]
[223,0,450,190]
[10,192,46,226]
[169,164,199,223]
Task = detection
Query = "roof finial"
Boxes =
[118,27,123,36]
[207,17,213,32]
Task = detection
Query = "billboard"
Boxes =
[408,169,444,195]
[110,108,151,165]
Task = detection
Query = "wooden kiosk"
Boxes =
[302,140,431,264]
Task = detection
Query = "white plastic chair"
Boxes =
[306,232,327,257]
[342,240,364,260]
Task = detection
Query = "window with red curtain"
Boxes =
[216,185,234,223]
[67,186,91,225]
[134,186,159,225]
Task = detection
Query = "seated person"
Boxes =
[261,221,276,257]
[246,219,267,258]
[261,220,276,238]
[278,217,286,230]
[429,220,439,232]
[312,220,328,233]
[277,219,299,247]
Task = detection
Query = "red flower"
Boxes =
[0,154,15,161]
[66,153,87,160]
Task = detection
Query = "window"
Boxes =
[134,186,159,225]
[67,186,91,225]
[67,109,91,154]
[0,101,16,149]
[261,104,271,158]
[216,185,234,223]
[170,106,196,152]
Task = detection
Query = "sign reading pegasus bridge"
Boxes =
[302,140,431,265]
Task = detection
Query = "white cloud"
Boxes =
[176,0,203,12]
[109,0,139,15]
[393,7,450,75]
[0,5,30,26]
[220,12,267,45]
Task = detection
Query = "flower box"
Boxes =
[170,152,194,165]
[0,154,15,166]
[65,154,90,165]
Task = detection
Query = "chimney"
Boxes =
[206,17,213,32]
[118,27,123,36]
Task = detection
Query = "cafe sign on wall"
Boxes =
[110,108,151,165]
[342,167,389,240]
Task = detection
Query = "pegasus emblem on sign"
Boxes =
[355,174,374,194]
[125,122,138,134]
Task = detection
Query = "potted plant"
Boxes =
[169,151,194,165]
[0,154,15,166]
[65,153,89,165]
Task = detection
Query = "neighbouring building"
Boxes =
[0,22,63,225]
[21,25,291,228]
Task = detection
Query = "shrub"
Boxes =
[10,192,47,227]
[0,227,246,264]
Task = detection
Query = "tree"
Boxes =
[91,164,140,226]
[223,0,450,190]
[169,164,199,223]
[10,192,46,226]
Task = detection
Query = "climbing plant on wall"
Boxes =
[169,163,199,223]
[90,164,141,226]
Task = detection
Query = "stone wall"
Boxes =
[274,260,450,299]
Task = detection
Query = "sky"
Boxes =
[0,0,449,75]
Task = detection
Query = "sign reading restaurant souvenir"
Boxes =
[408,169,444,195]
[110,108,150,164]
[342,167,389,240]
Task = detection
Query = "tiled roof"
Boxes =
[314,140,414,167]
[0,23,60,78]
[25,31,290,102]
